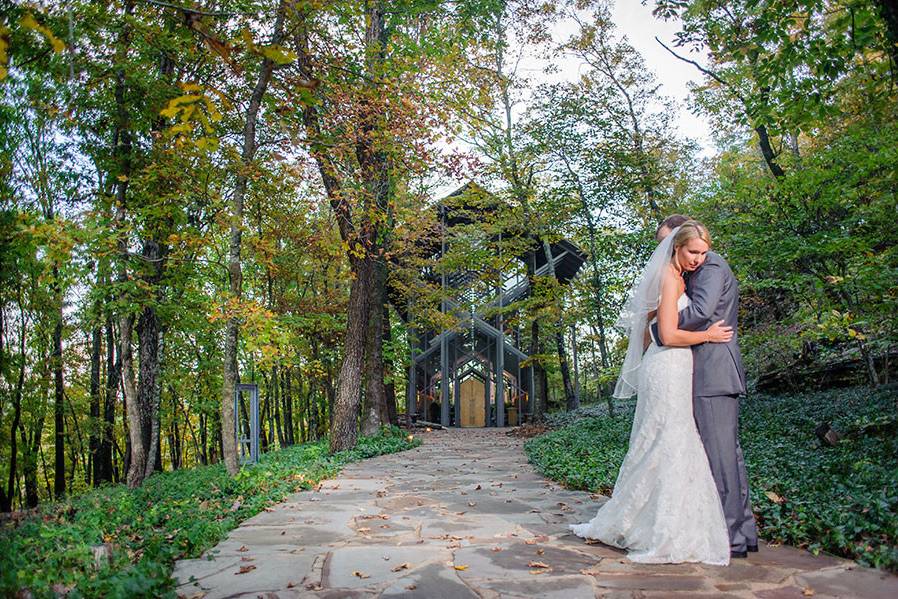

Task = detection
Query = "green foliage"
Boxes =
[525,387,898,572]
[689,113,898,383]
[0,428,419,598]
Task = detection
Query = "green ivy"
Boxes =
[0,427,419,598]
[525,387,898,572]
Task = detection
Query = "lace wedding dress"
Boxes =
[570,294,730,565]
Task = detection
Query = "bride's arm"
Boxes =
[657,271,732,347]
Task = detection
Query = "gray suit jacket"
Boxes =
[652,251,747,397]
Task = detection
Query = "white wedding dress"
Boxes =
[570,294,730,565]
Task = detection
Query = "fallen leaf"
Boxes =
[537,548,545,555]
[491,546,503,552]
[803,588,815,597]
[766,491,785,504]
[237,545,249,552]
[528,561,550,568]
[529,568,550,575]
[406,584,418,590]
[453,564,469,571]
[353,570,370,579]
[357,527,371,534]
[391,562,411,572]
[235,565,256,575]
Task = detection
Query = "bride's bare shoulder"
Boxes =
[661,265,685,295]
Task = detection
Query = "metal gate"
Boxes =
[234,383,260,464]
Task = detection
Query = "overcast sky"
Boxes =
[435,1,715,196]
[609,0,713,153]
[534,0,714,155]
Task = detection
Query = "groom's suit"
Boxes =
[652,251,758,553]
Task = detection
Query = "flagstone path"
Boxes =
[173,428,898,598]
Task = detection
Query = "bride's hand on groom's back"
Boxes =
[706,320,733,343]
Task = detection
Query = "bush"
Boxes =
[525,387,898,572]
[0,427,420,598]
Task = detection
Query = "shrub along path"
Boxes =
[173,428,897,598]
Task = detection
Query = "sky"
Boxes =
[435,1,717,197]
[609,0,713,154]
[532,0,714,156]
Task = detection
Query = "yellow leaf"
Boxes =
[453,564,468,571]
[21,13,65,53]
[240,29,257,52]
[160,106,180,119]
[260,44,297,65]
[116,174,128,182]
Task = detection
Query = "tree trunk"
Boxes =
[382,304,398,425]
[755,124,785,179]
[89,324,102,486]
[221,3,285,475]
[52,283,65,499]
[97,316,118,484]
[122,314,145,488]
[330,256,374,452]
[283,367,294,445]
[3,297,27,512]
[362,259,389,437]
[135,264,165,483]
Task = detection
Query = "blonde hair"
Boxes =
[671,220,711,267]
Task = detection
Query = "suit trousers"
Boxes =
[693,394,758,552]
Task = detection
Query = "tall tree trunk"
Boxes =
[51,265,65,498]
[89,323,102,486]
[382,304,397,425]
[3,296,27,512]
[122,314,145,488]
[282,367,294,445]
[293,3,391,452]
[273,365,285,447]
[97,316,118,483]
[362,259,389,436]
[331,256,374,451]
[221,2,285,474]
[563,161,610,369]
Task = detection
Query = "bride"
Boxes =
[570,221,731,566]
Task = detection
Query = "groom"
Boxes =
[653,214,759,559]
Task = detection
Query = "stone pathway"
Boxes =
[173,429,898,598]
